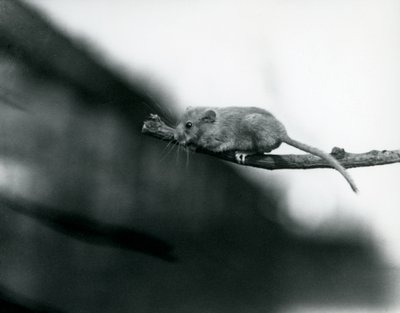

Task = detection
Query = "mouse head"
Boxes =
[174,107,216,149]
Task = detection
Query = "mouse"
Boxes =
[174,106,358,192]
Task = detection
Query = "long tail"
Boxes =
[282,136,358,193]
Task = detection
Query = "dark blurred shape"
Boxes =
[0,285,66,313]
[0,194,175,262]
[0,86,28,111]
[0,0,173,123]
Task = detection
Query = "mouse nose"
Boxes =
[173,132,180,141]
[173,127,189,145]
[173,131,185,144]
[176,136,188,147]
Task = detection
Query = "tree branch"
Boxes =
[141,114,400,170]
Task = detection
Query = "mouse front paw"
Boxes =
[235,152,248,164]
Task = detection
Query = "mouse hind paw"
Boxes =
[235,152,249,164]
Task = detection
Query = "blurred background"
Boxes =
[0,0,399,312]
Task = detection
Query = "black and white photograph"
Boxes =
[0,1,399,312]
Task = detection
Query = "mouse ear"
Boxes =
[201,110,216,123]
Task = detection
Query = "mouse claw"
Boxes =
[235,152,248,164]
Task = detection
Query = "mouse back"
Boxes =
[174,106,278,152]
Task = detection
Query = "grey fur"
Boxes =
[174,106,358,192]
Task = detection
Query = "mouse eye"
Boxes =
[185,121,193,129]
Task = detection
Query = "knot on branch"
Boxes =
[142,114,162,131]
[331,147,346,159]
[148,113,162,123]
[142,114,175,141]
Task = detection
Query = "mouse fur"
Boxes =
[174,106,358,192]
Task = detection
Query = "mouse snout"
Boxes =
[173,130,187,145]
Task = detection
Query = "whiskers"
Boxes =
[176,142,191,169]
[158,140,190,169]
[141,90,176,127]
[159,139,177,163]
[185,147,190,169]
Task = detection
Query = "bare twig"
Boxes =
[142,114,400,170]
